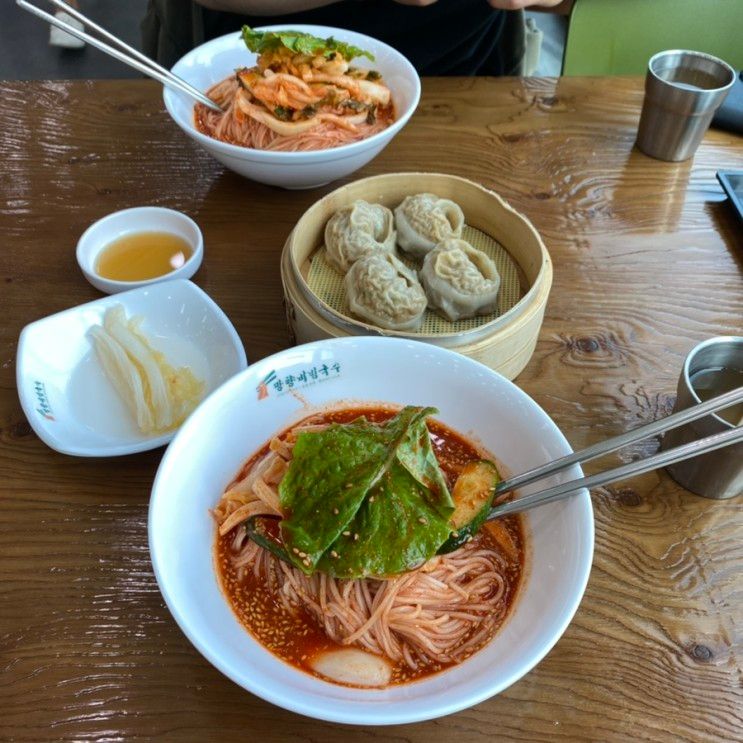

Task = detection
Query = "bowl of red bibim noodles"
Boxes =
[163,25,421,189]
[148,337,594,724]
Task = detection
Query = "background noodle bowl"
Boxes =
[163,27,421,188]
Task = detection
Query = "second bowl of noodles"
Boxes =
[163,25,420,189]
[149,337,593,724]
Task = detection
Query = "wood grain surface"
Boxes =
[1,77,741,742]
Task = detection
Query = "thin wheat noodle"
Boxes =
[220,526,510,669]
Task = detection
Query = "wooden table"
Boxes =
[1,77,741,742]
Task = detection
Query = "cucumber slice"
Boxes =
[245,515,294,566]
[437,460,499,554]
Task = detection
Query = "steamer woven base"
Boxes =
[306,226,523,334]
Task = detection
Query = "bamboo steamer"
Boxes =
[281,173,552,380]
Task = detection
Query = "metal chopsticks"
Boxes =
[16,0,222,111]
[487,387,743,520]
[495,386,743,494]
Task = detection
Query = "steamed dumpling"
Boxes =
[344,253,427,331]
[419,238,501,321]
[325,200,396,273]
[394,193,465,258]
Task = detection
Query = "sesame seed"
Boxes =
[343,530,351,536]
[330,550,339,558]
[353,533,359,541]
[292,547,299,554]
[418,517,428,525]
[333,508,339,515]
[369,495,375,502]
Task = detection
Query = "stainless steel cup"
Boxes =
[663,337,743,499]
[636,50,735,162]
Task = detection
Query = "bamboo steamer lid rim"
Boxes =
[286,172,552,344]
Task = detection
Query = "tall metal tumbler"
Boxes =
[636,50,735,162]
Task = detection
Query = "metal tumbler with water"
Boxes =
[663,337,743,499]
[636,50,735,162]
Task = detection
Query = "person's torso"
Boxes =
[143,0,522,76]
[204,0,506,76]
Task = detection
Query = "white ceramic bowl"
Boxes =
[149,337,593,724]
[164,26,421,189]
[16,280,247,456]
[76,207,204,294]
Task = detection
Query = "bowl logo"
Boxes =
[33,380,55,421]
[257,371,277,400]
[257,363,342,400]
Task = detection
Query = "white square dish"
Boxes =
[16,279,247,456]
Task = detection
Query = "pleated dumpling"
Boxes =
[420,238,501,321]
[394,193,465,258]
[325,200,396,273]
[344,253,427,331]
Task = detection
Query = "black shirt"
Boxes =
[142,1,524,76]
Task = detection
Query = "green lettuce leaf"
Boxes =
[316,463,453,578]
[241,26,375,62]
[397,417,450,516]
[278,407,454,578]
[278,418,390,568]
